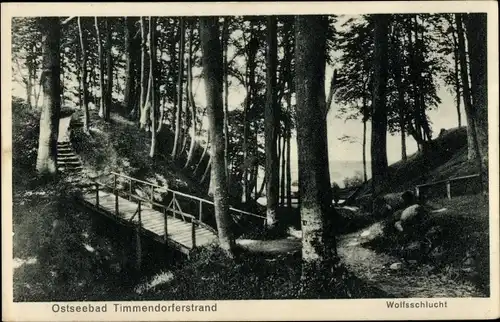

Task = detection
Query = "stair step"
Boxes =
[58,155,79,160]
[58,162,82,167]
[57,160,82,164]
[58,166,83,172]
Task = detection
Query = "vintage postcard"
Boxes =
[2,1,499,321]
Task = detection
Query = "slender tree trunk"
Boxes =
[172,17,185,158]
[36,17,61,175]
[362,118,368,183]
[286,99,292,208]
[456,13,480,161]
[242,23,257,203]
[371,14,390,198]
[199,16,235,255]
[450,18,462,127]
[222,17,230,179]
[465,13,488,194]
[123,17,136,110]
[280,131,286,206]
[295,15,340,295]
[406,20,424,151]
[264,16,279,226]
[77,17,90,133]
[194,134,209,175]
[183,25,198,168]
[201,157,212,183]
[284,21,294,208]
[104,18,112,121]
[138,17,147,125]
[149,17,157,158]
[94,17,105,119]
[392,28,407,162]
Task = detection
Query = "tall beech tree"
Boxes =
[295,15,339,294]
[265,16,279,227]
[370,14,390,197]
[104,18,112,120]
[94,17,106,119]
[199,16,235,256]
[171,17,185,158]
[466,13,488,194]
[149,17,157,158]
[456,13,479,160]
[77,17,90,132]
[36,17,61,175]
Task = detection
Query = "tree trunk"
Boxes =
[362,118,368,183]
[36,17,61,175]
[123,17,136,111]
[222,17,230,179]
[465,13,488,194]
[295,15,340,295]
[242,23,257,203]
[406,19,424,151]
[450,17,462,127]
[280,132,287,206]
[149,17,157,158]
[172,17,185,158]
[264,16,279,226]
[77,17,90,133]
[138,17,147,123]
[371,14,390,198]
[199,16,235,255]
[183,25,198,168]
[456,13,479,161]
[194,134,209,175]
[94,17,105,119]
[104,18,112,121]
[285,105,292,208]
[392,27,407,162]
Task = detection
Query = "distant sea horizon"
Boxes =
[288,160,372,187]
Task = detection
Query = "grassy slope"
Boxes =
[358,127,479,196]
[347,127,490,295]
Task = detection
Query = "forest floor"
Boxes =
[11,99,490,300]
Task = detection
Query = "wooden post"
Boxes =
[151,185,154,208]
[191,220,196,248]
[115,188,119,215]
[129,178,132,201]
[199,201,203,222]
[446,181,451,200]
[95,183,99,207]
[138,200,142,227]
[114,173,117,191]
[163,208,168,243]
[172,192,176,218]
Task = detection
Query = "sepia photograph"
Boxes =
[2,1,499,321]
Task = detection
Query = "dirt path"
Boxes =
[337,222,483,297]
[237,222,483,297]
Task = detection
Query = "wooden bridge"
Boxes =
[77,172,266,267]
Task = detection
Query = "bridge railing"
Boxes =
[109,171,266,220]
[88,172,266,247]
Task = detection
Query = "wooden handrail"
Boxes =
[110,171,266,219]
[416,173,480,188]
